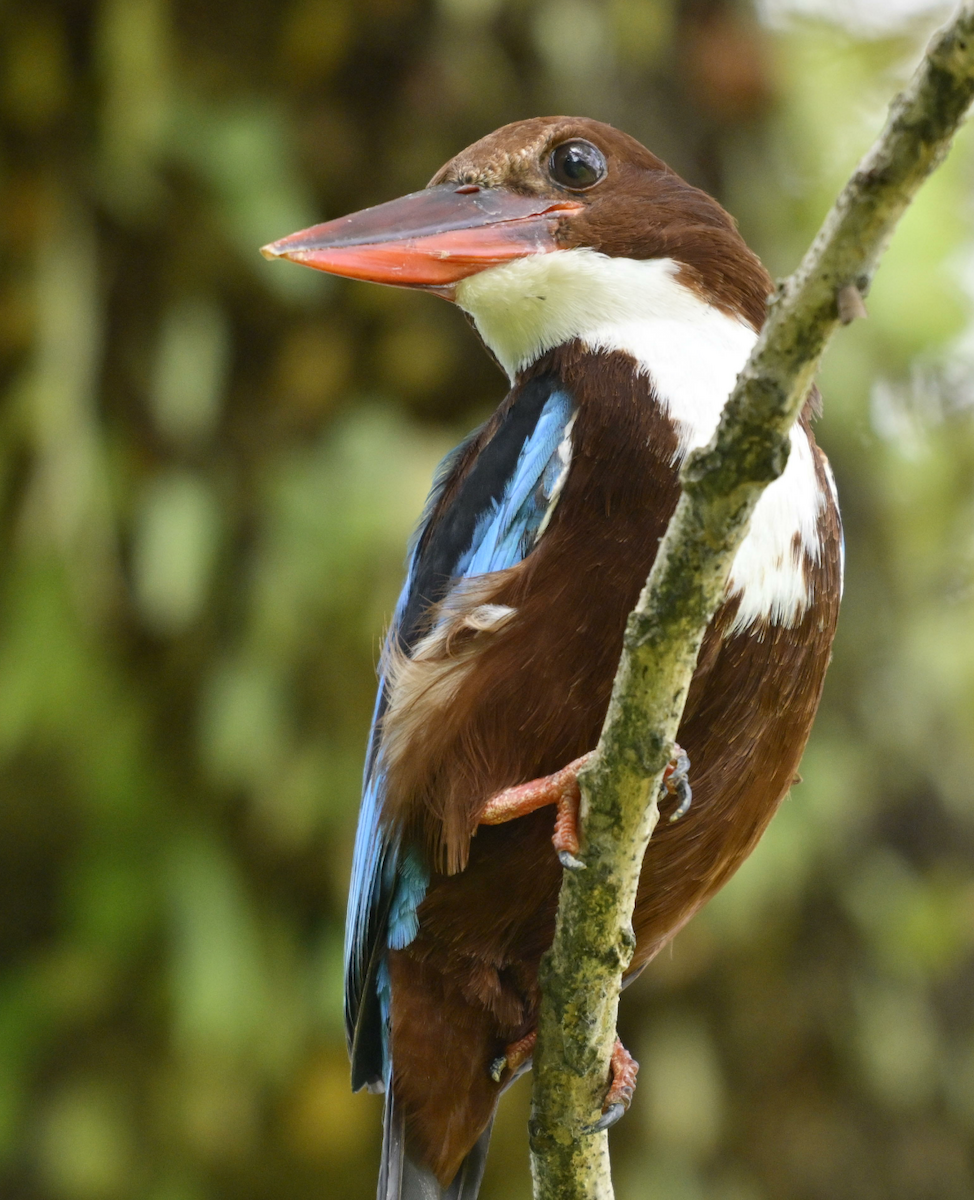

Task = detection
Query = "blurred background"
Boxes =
[1,0,974,1197]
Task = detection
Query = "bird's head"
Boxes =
[263,117,771,378]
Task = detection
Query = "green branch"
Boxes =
[528,6,974,1198]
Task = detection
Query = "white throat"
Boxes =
[455,248,829,630]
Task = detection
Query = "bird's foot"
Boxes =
[478,753,593,871]
[661,745,692,823]
[489,1030,536,1083]
[584,1038,640,1133]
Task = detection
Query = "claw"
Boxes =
[582,1038,640,1133]
[551,773,584,864]
[479,753,593,867]
[488,1030,536,1084]
[604,1038,638,1109]
[582,1037,639,1134]
[668,775,692,822]
[661,746,692,822]
[584,1103,626,1134]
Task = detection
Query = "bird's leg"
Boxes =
[478,745,691,870]
[585,1038,640,1133]
[478,753,592,871]
[661,745,692,822]
[489,1030,639,1133]
[489,1030,536,1083]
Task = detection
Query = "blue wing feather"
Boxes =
[460,396,573,576]
[344,384,575,1089]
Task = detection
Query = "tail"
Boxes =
[378,1084,493,1200]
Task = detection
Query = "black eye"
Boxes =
[548,139,607,190]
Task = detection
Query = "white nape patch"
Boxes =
[455,248,760,456]
[455,248,828,630]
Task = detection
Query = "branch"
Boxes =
[528,6,974,1197]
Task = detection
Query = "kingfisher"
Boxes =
[263,117,842,1200]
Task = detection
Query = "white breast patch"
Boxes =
[455,248,828,630]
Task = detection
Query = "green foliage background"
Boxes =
[1,1,973,1197]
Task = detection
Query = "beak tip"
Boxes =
[260,242,282,261]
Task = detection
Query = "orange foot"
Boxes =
[488,1031,639,1133]
[489,1030,536,1083]
[478,753,592,871]
[478,746,692,869]
[585,1038,640,1133]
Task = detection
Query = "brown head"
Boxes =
[262,116,772,369]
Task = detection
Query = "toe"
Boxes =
[584,1103,626,1134]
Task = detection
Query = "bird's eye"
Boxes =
[548,140,607,190]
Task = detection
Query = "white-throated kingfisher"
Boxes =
[263,117,842,1200]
